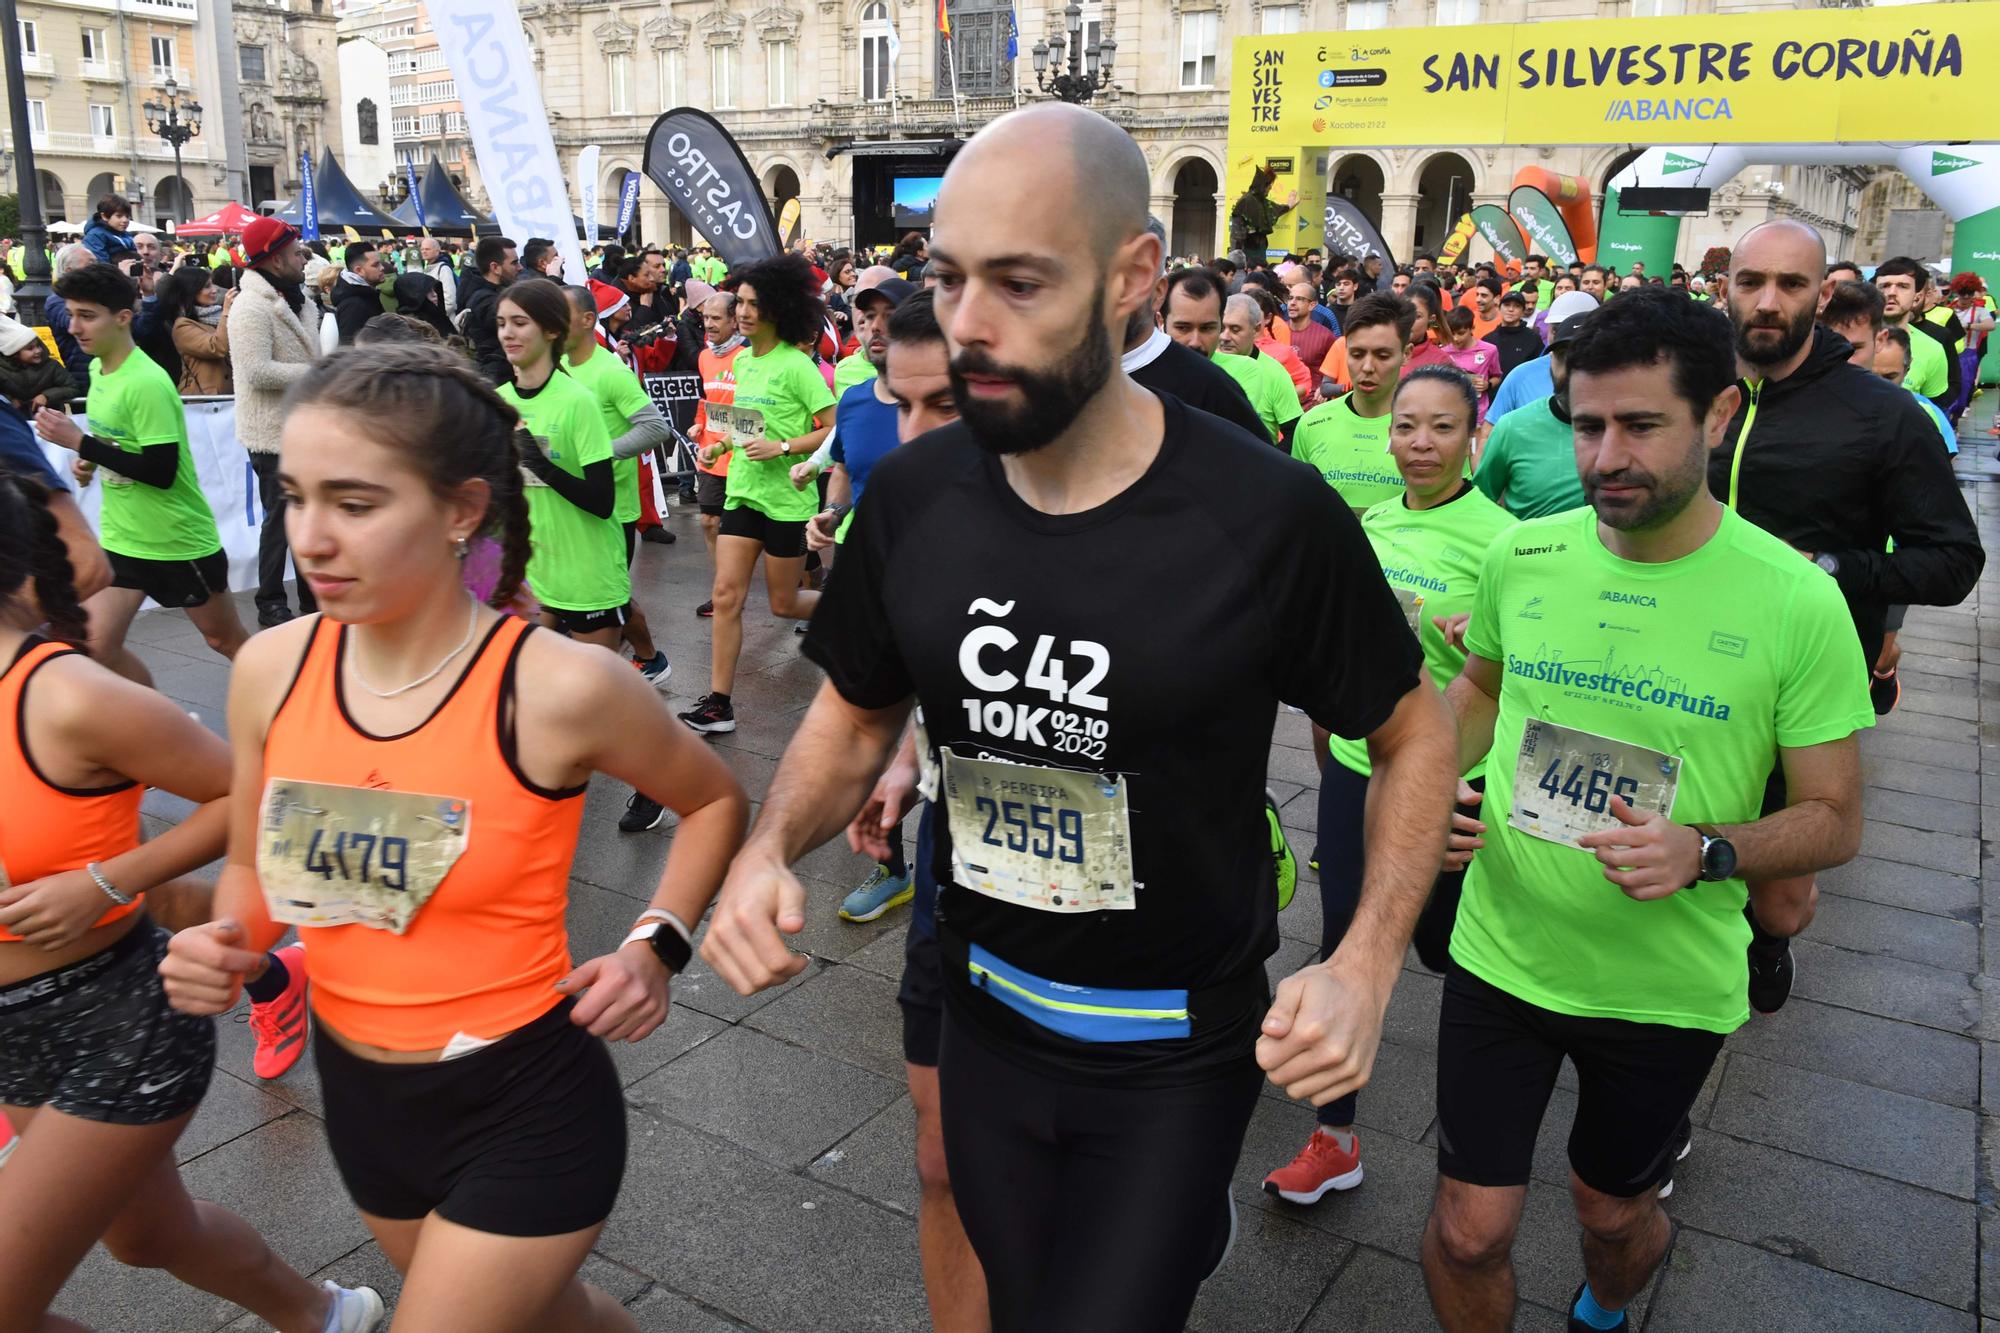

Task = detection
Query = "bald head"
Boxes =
[1734,218,1827,278]
[950,103,1149,265]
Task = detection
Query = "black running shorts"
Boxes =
[718,504,807,559]
[545,603,631,637]
[0,919,215,1125]
[108,548,230,610]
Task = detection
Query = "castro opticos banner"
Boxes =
[643,108,781,270]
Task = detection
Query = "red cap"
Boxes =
[241,215,299,266]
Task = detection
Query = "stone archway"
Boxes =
[154,175,194,227]
[1413,151,1476,257]
[1168,157,1218,261]
[1327,153,1386,237]
[37,170,68,222]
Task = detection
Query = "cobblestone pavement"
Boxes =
[54,404,2000,1331]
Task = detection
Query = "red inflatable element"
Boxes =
[1508,167,1598,264]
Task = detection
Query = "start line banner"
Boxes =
[38,400,271,598]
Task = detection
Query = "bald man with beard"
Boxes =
[702,102,1457,1332]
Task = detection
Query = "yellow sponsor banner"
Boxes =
[1231,3,1999,152]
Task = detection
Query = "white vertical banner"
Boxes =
[577,144,602,248]
[429,0,589,280]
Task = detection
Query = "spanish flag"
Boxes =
[937,0,950,36]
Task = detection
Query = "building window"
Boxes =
[939,0,1015,96]
[17,20,36,54]
[81,28,107,62]
[1260,4,1300,35]
[1345,0,1387,28]
[1631,0,1685,12]
[609,52,632,112]
[240,44,266,80]
[1077,2,1105,74]
[1434,0,1477,24]
[27,100,48,135]
[657,48,682,104]
[1179,10,1217,88]
[89,103,116,137]
[860,2,893,102]
[150,35,177,73]
[357,97,378,144]
[711,46,734,107]
[767,39,794,106]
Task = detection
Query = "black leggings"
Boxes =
[937,1007,1261,1333]
[1314,762,1476,1126]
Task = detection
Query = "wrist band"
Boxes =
[634,907,693,945]
[85,862,134,906]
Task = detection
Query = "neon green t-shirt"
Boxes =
[1213,350,1302,446]
[833,353,878,395]
[1293,393,1400,513]
[564,346,653,525]
[1452,505,1873,1034]
[724,343,835,523]
[86,348,223,561]
[1329,485,1517,778]
[1473,394,1588,520]
[499,372,630,612]
[1901,321,1949,399]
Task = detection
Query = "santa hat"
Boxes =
[590,279,630,323]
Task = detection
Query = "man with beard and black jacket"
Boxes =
[457,234,519,383]
[330,241,389,345]
[1712,217,1983,1013]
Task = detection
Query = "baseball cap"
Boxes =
[241,215,299,267]
[854,276,915,311]
[1546,290,1601,345]
[1499,290,1527,307]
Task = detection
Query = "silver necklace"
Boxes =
[349,597,479,699]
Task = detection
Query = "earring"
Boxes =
[454,537,470,561]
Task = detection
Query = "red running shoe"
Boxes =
[1262,1128,1364,1204]
[248,944,310,1079]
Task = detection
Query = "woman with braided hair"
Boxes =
[0,467,388,1332]
[160,344,749,1331]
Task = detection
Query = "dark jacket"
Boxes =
[0,354,79,412]
[41,294,89,397]
[392,272,457,342]
[1708,323,1984,664]
[82,217,137,266]
[331,275,386,346]
[457,269,508,384]
[1485,324,1546,379]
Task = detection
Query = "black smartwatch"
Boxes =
[1692,824,1738,884]
[624,910,694,974]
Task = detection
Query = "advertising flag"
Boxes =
[642,108,780,269]
[577,144,601,247]
[1505,186,1578,266]
[1469,204,1528,269]
[403,155,427,231]
[614,171,642,239]
[298,152,320,242]
[1323,197,1398,291]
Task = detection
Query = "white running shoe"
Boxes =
[321,1280,387,1333]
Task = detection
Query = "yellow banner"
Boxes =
[1231,3,1999,150]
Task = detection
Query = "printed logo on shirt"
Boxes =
[1708,631,1749,659]
[1504,650,1735,721]
[1517,596,1545,620]
[1598,591,1658,608]
[1380,566,1447,594]
[1512,541,1569,558]
[955,597,1114,762]
[363,769,391,790]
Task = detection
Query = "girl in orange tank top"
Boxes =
[0,468,386,1332]
[160,345,748,1333]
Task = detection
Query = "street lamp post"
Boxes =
[0,0,54,322]
[141,77,203,227]
[1031,1,1115,105]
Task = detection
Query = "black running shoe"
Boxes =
[696,600,715,618]
[678,693,737,735]
[1870,669,1901,717]
[640,526,676,545]
[619,792,667,832]
[1748,937,1795,1014]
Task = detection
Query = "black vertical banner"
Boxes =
[1323,197,1400,290]
[643,108,782,270]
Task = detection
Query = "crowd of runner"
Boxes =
[0,103,1987,1333]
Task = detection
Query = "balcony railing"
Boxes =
[19,52,53,76]
[149,64,192,87]
[78,57,122,81]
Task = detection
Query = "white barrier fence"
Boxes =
[38,397,274,596]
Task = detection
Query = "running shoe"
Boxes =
[1268,789,1297,911]
[1565,1283,1629,1332]
[634,651,673,690]
[1748,937,1795,1015]
[640,526,676,545]
[678,693,737,734]
[619,791,668,833]
[0,1115,15,1169]
[1261,1128,1364,1204]
[321,1280,387,1332]
[1208,1187,1240,1279]
[256,604,296,629]
[1870,669,1901,716]
[840,864,913,922]
[696,600,715,618]
[1657,1118,1693,1200]
[248,944,310,1079]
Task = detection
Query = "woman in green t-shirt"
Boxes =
[493,279,631,652]
[1263,366,1517,1208]
[679,255,835,737]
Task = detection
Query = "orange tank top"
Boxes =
[260,615,587,1050]
[0,638,146,940]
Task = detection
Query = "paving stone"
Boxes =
[1866,730,1980,772]
[1876,706,1991,746]
[671,944,824,1024]
[1816,855,1980,920]
[1708,1053,1976,1199]
[1790,937,1980,1033]
[1863,754,1983,805]
[1647,1230,1974,1332]
[1260,1035,1438,1146]
[1724,998,1978,1108]
[176,1068,295,1164]
[1808,893,1981,972]
[1188,1207,1352,1333]
[843,925,913,982]
[808,1094,921,1216]
[625,1025,901,1169]
[746,964,909,1080]
[600,1119,929,1333]
[1904,636,1980,663]
[627,1285,754,1331]
[1859,820,1980,877]
[1867,786,1985,837]
[1668,1130,1976,1307]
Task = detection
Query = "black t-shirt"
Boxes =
[1485,324,1546,379]
[803,395,1423,1082]
[1128,338,1270,444]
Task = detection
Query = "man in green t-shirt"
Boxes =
[1213,293,1301,451]
[1873,256,1954,410]
[1425,290,1870,1333]
[1293,293,1411,514]
[1472,304,1591,519]
[34,262,247,685]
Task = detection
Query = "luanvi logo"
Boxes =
[1662,153,1705,175]
[1933,151,1980,177]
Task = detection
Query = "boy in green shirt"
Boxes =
[33,261,246,686]
[1293,293,1412,514]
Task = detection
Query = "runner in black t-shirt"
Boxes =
[700,103,1459,1333]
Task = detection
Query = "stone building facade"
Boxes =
[224,0,344,209]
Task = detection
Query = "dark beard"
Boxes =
[948,284,1114,456]
[1731,301,1814,367]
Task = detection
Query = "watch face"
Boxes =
[1703,836,1737,881]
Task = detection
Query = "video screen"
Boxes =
[892,176,944,230]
